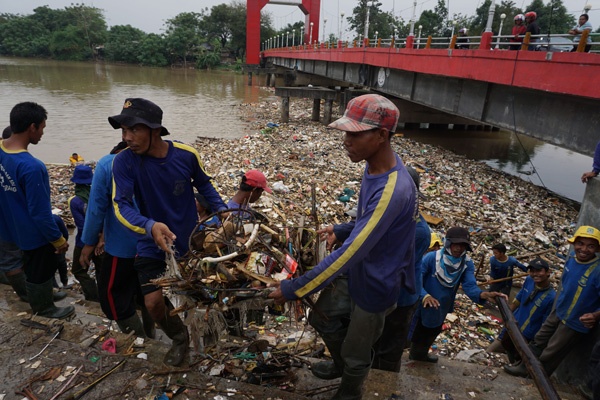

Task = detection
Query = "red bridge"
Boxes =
[245,1,600,156]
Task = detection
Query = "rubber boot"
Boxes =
[116,313,146,337]
[0,272,9,285]
[372,358,400,373]
[53,289,67,301]
[26,279,75,319]
[141,305,156,339]
[503,360,529,377]
[331,368,369,400]
[77,276,99,302]
[156,312,189,366]
[6,271,29,302]
[408,343,438,363]
[311,333,345,379]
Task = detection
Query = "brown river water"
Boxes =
[0,57,591,203]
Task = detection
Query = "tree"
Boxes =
[164,12,204,67]
[347,0,398,42]
[416,0,449,37]
[0,17,50,57]
[105,25,147,63]
[469,0,523,37]
[137,33,169,67]
[539,0,575,34]
[63,4,107,59]
[49,25,90,60]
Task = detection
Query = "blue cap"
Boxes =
[71,164,93,185]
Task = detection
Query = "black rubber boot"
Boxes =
[116,313,146,337]
[408,343,438,363]
[156,312,189,366]
[7,271,29,302]
[77,276,99,302]
[311,333,345,380]
[141,305,156,339]
[26,279,75,319]
[503,361,529,377]
[53,290,67,301]
[331,368,369,400]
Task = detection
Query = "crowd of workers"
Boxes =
[0,96,599,399]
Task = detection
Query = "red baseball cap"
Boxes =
[244,170,272,193]
[328,94,399,133]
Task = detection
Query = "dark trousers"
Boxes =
[97,254,144,321]
[530,309,584,375]
[308,277,390,373]
[372,301,419,370]
[411,318,443,353]
[589,340,600,398]
[22,244,59,283]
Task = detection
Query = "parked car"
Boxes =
[534,36,573,52]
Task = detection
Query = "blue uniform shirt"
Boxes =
[513,276,556,340]
[555,255,600,333]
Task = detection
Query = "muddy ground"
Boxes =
[0,283,585,400]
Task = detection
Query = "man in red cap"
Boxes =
[270,94,418,399]
[227,169,271,217]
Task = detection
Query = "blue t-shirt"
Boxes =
[81,154,138,259]
[112,141,227,260]
[555,255,600,333]
[490,255,527,287]
[0,143,66,250]
[281,153,418,313]
[572,21,593,44]
[513,276,556,340]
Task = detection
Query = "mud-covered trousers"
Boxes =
[308,276,392,373]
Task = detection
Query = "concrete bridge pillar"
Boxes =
[281,97,290,123]
[311,99,320,122]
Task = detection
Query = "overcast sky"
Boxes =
[4,0,595,35]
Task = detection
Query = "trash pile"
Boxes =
[43,93,581,381]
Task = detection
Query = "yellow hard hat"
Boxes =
[429,232,442,248]
[567,225,600,244]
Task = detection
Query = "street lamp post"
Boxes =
[292,29,295,46]
[286,31,289,47]
[417,25,423,48]
[340,12,345,41]
[300,26,304,45]
[375,31,378,43]
[323,18,327,43]
[449,20,456,38]
[394,28,398,47]
[364,1,374,43]
[584,3,592,13]
[496,13,506,49]
[309,22,314,47]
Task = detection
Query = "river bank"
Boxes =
[48,90,580,270]
[45,91,581,368]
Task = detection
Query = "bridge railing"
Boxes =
[265,32,599,53]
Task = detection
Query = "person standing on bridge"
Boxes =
[581,141,600,183]
[569,14,593,52]
[525,11,541,50]
[510,14,527,50]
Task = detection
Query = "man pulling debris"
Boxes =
[504,225,600,384]
[109,98,227,366]
[270,94,418,399]
[409,227,507,363]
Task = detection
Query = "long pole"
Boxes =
[496,297,561,400]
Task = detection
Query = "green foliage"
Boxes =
[164,12,205,67]
[137,33,169,67]
[0,17,50,56]
[348,0,397,41]
[417,0,449,37]
[49,25,90,60]
[105,25,147,63]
